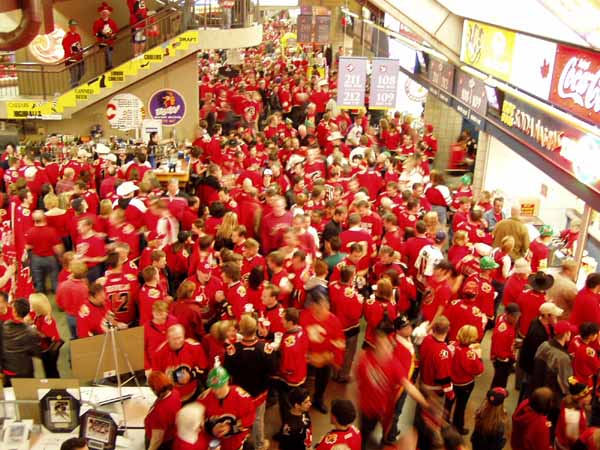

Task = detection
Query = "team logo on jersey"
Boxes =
[79,304,90,318]
[439,349,449,359]
[148,288,160,298]
[498,322,507,332]
[325,434,338,444]
[587,347,596,357]
[482,283,492,293]
[467,350,477,360]
[21,208,30,216]
[284,335,296,347]
[306,324,326,343]
[344,287,355,297]
[237,285,246,296]
[125,274,137,281]
[226,344,236,356]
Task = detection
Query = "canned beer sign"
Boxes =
[148,89,186,126]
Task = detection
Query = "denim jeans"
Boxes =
[66,314,78,340]
[68,61,85,88]
[30,254,59,293]
[101,45,113,71]
[251,401,266,450]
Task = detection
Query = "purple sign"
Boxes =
[370,58,399,109]
[148,89,186,126]
[297,15,313,43]
[427,57,454,105]
[453,70,487,117]
[337,57,368,109]
[314,16,331,44]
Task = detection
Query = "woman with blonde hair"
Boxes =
[96,199,113,236]
[44,193,70,248]
[423,210,442,239]
[451,324,484,435]
[170,280,204,342]
[29,293,63,378]
[202,319,238,363]
[215,211,238,250]
[425,170,452,225]
[448,230,470,266]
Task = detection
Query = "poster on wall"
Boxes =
[148,89,186,126]
[106,93,144,131]
[370,58,400,109]
[337,57,368,109]
[500,93,600,194]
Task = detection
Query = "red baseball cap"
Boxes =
[554,320,576,336]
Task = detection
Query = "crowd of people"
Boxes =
[0,16,598,450]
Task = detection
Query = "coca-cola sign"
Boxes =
[550,44,600,124]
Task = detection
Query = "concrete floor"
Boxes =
[43,293,517,450]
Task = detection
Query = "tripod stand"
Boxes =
[91,325,144,433]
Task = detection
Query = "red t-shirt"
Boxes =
[76,234,106,267]
[144,390,182,442]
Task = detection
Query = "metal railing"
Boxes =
[195,0,261,30]
[3,6,184,100]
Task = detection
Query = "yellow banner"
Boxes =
[460,20,516,81]
[143,46,164,65]
[56,90,77,110]
[176,30,198,50]
[6,101,41,119]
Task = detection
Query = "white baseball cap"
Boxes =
[116,181,139,197]
[103,153,117,162]
[95,143,110,154]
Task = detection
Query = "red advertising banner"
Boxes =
[550,44,600,124]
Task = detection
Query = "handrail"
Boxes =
[11,6,179,69]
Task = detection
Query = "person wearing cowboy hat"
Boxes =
[516,271,555,337]
[92,2,119,70]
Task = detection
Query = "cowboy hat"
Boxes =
[528,271,555,291]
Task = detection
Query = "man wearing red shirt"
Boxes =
[571,273,600,327]
[56,261,88,339]
[299,296,345,414]
[139,266,169,325]
[339,213,375,274]
[421,260,453,323]
[25,210,63,293]
[309,82,330,119]
[198,364,256,450]
[75,216,106,282]
[93,2,119,70]
[445,281,487,342]
[315,400,361,450]
[102,252,139,326]
[76,282,111,339]
[62,19,84,88]
[218,262,247,320]
[260,196,293,254]
[572,322,600,386]
[328,266,363,383]
[528,225,553,272]
[153,324,208,402]
[490,303,521,389]
[403,221,433,275]
[516,271,555,337]
[419,316,454,413]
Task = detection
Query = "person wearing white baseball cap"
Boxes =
[114,181,147,228]
[116,181,139,197]
[94,143,111,155]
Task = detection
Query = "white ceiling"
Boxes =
[435,0,591,47]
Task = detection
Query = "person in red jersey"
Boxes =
[381,213,404,254]
[185,262,223,322]
[511,387,554,450]
[24,210,63,294]
[316,399,362,450]
[503,258,531,307]
[153,324,208,402]
[14,189,34,262]
[570,273,600,327]
[75,216,106,282]
[0,292,12,322]
[273,308,309,420]
[76,282,114,339]
[516,271,555,337]
[339,213,376,274]
[170,281,205,342]
[419,315,454,414]
[555,378,592,450]
[328,265,363,383]
[450,325,484,435]
[173,403,211,450]
[490,303,521,389]
[462,256,498,322]
[198,362,256,450]
[144,300,178,369]
[56,260,88,339]
[101,251,139,326]
[217,262,248,320]
[572,322,600,387]
[258,283,286,340]
[363,278,397,349]
[300,294,345,414]
[528,224,553,272]
[357,316,427,446]
[93,2,119,70]
[421,260,453,324]
[62,19,84,88]
[266,251,293,307]
[145,370,182,450]
[127,0,148,55]
[403,221,433,275]
[28,293,62,378]
[241,238,265,278]
[260,196,293,254]
[139,266,169,325]
[445,281,487,342]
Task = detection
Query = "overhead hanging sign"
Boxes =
[297,15,313,43]
[370,58,400,109]
[106,93,144,131]
[550,44,600,125]
[337,57,368,109]
[460,20,516,82]
[427,57,454,104]
[314,16,331,44]
[454,70,488,127]
[500,93,600,194]
[148,89,186,126]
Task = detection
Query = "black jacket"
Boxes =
[224,338,278,398]
[0,320,41,378]
[518,317,553,374]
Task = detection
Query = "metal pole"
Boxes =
[574,204,593,282]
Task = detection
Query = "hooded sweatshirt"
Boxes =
[511,399,552,450]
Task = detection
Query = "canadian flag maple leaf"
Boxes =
[540,58,550,79]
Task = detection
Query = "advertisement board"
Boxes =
[337,57,368,109]
[148,89,186,126]
[106,93,144,131]
[509,33,557,101]
[460,20,516,81]
[370,58,400,109]
[549,44,600,125]
[500,93,600,193]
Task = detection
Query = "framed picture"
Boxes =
[80,410,117,450]
[40,389,80,432]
